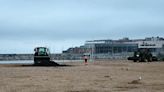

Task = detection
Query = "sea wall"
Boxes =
[0,54,34,60]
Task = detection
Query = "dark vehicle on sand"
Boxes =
[128,48,158,62]
[34,47,59,66]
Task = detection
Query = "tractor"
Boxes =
[34,47,59,66]
[128,48,158,62]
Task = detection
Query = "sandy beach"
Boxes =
[0,60,164,92]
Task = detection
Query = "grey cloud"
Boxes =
[0,0,164,53]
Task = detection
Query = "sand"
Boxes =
[0,60,164,92]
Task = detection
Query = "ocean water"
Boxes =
[0,60,83,64]
[0,60,34,64]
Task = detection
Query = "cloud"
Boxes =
[0,0,164,53]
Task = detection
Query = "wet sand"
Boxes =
[0,60,164,92]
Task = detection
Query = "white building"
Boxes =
[138,37,164,55]
[85,37,164,59]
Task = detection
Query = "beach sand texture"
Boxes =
[0,60,164,92]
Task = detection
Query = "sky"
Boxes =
[0,0,164,54]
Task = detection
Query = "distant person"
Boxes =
[83,55,88,65]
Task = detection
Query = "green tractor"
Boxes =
[128,48,157,62]
[34,47,59,66]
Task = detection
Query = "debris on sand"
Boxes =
[128,76,142,84]
[104,75,110,78]
[126,68,129,71]
[121,67,130,71]
[104,75,113,80]
[129,80,142,84]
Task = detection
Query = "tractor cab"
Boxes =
[34,47,50,56]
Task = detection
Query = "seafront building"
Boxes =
[63,37,164,59]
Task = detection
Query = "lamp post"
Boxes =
[90,44,94,62]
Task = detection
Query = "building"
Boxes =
[137,37,164,56]
[62,46,91,54]
[63,37,164,60]
[62,46,92,60]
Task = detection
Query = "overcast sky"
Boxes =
[0,0,164,53]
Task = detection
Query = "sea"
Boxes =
[0,60,83,64]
